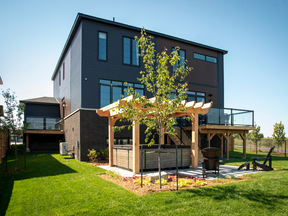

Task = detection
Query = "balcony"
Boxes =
[204,108,254,127]
[176,107,254,127]
[26,117,63,131]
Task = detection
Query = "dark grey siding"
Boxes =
[81,19,146,109]
[70,23,82,112]
[217,52,224,108]
[25,103,60,119]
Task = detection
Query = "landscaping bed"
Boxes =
[98,172,254,196]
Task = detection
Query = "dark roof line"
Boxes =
[51,13,228,80]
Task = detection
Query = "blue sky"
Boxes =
[0,0,287,137]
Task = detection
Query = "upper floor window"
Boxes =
[63,62,65,80]
[172,48,186,72]
[100,79,144,108]
[123,37,139,66]
[206,56,217,63]
[194,53,217,63]
[59,70,61,86]
[98,32,107,61]
[186,91,205,103]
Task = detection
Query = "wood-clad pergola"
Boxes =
[96,95,213,174]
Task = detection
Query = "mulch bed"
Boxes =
[97,172,254,196]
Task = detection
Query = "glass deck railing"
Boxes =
[205,108,254,127]
[176,107,254,127]
[26,117,63,130]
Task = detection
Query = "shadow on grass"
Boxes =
[179,180,288,210]
[0,152,76,216]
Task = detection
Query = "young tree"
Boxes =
[0,89,29,171]
[248,124,263,151]
[113,28,192,187]
[272,121,286,152]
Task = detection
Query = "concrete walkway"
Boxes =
[98,164,265,180]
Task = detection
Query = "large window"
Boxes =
[98,32,107,61]
[172,48,186,72]
[186,91,206,103]
[194,53,217,63]
[123,37,139,66]
[100,79,144,108]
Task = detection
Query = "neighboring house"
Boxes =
[20,97,64,152]
[22,13,254,161]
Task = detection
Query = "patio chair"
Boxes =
[252,146,275,171]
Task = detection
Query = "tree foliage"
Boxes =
[0,89,29,136]
[272,121,286,151]
[246,124,263,146]
[113,28,192,145]
[0,89,30,171]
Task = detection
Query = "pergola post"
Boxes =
[240,133,246,159]
[108,117,116,167]
[132,121,140,174]
[191,113,199,169]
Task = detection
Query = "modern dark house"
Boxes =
[22,13,254,162]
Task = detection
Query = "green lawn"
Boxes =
[1,148,288,216]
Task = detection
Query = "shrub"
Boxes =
[134,177,150,185]
[155,178,168,186]
[87,149,100,162]
[100,148,109,158]
[174,179,193,188]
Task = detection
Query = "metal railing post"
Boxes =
[231,109,233,126]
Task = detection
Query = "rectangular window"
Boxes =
[132,40,139,66]
[135,89,144,98]
[186,91,205,102]
[134,84,144,88]
[123,37,139,66]
[194,53,205,61]
[98,32,107,61]
[100,79,145,108]
[100,85,110,107]
[194,53,217,64]
[59,70,61,86]
[123,37,131,64]
[63,63,65,80]
[172,48,185,72]
[112,86,122,102]
[206,56,217,63]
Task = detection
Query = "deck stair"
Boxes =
[168,127,204,164]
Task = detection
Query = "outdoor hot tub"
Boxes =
[113,144,191,171]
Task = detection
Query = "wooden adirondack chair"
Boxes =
[252,146,275,171]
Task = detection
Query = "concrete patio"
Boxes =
[98,164,265,180]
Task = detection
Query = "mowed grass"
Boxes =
[0,148,288,216]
